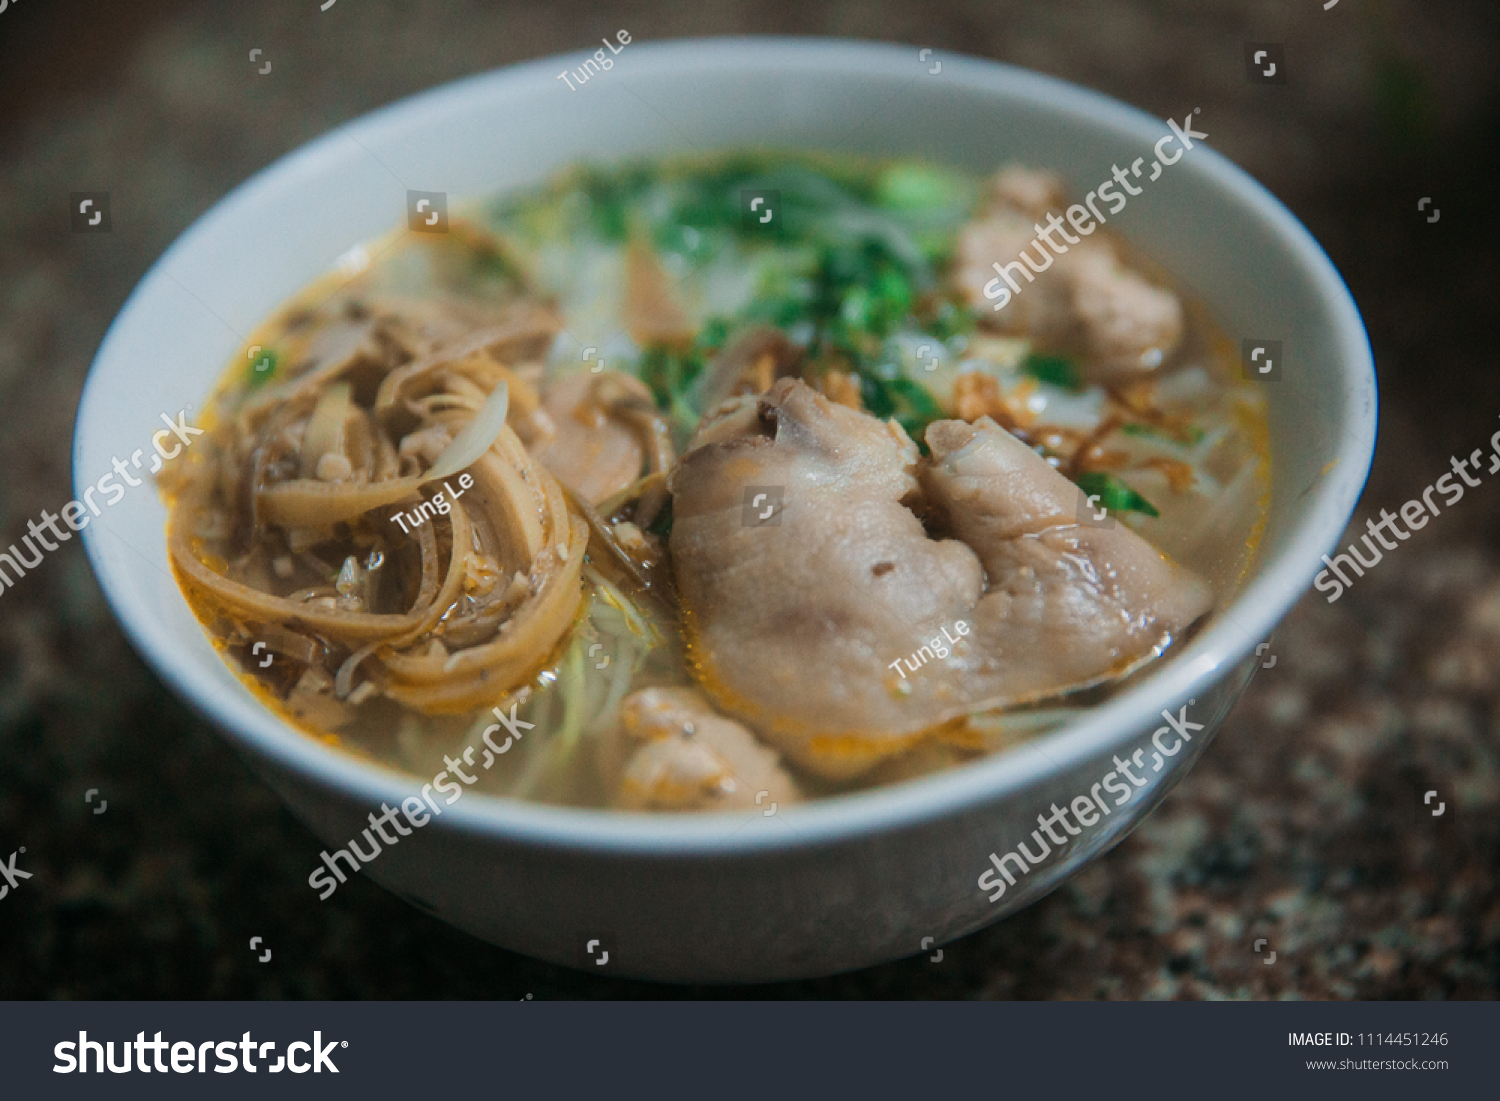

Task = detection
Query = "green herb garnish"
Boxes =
[860,373,945,452]
[923,297,975,342]
[576,164,655,241]
[1021,352,1083,393]
[639,345,705,427]
[1074,471,1159,518]
[693,316,732,356]
[873,162,963,210]
[814,239,918,339]
[245,349,280,389]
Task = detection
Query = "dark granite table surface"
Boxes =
[0,0,1497,999]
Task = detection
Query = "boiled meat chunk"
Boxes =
[604,687,800,811]
[920,417,1212,698]
[954,165,1184,379]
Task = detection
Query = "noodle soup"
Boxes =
[162,153,1267,810]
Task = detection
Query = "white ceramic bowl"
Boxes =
[76,38,1376,982]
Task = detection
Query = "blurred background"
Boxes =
[0,0,1497,998]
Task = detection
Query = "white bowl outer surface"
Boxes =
[76,38,1376,982]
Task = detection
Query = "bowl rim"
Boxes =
[77,35,1377,857]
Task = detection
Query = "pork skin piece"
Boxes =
[669,379,1210,780]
